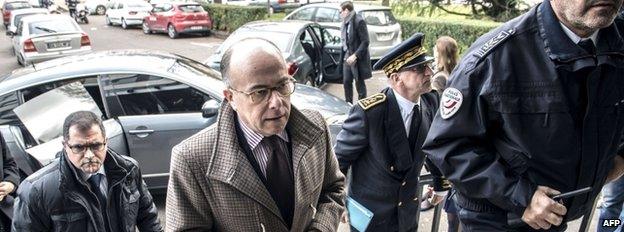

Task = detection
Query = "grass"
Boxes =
[267,12,286,21]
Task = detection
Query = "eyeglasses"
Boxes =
[229,78,296,104]
[65,141,107,154]
[400,63,433,74]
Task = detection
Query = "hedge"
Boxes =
[203,4,268,33]
[398,16,501,56]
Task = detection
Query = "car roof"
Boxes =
[10,8,47,15]
[242,20,314,33]
[300,2,391,11]
[0,50,224,98]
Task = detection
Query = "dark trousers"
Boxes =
[456,203,567,232]
[343,62,366,104]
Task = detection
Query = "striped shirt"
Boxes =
[238,117,290,177]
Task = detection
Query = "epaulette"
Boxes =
[474,28,516,58]
[357,93,386,110]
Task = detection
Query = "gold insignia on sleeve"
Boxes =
[357,93,386,110]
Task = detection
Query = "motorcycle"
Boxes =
[74,3,89,24]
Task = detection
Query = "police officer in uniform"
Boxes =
[334,33,449,231]
[422,0,624,231]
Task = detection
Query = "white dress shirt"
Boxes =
[559,22,599,46]
[82,166,108,198]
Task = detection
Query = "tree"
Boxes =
[391,0,528,22]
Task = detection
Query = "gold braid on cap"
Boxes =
[382,46,426,76]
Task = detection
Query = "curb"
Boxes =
[210,30,229,40]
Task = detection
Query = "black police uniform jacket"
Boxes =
[335,87,447,231]
[422,0,624,223]
[12,149,162,232]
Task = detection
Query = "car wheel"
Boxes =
[142,21,151,34]
[167,24,178,39]
[96,5,106,15]
[202,30,210,37]
[121,18,128,29]
[105,15,112,25]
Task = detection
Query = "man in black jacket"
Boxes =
[12,111,162,232]
[335,33,449,231]
[423,0,624,231]
[0,134,20,232]
[340,1,372,104]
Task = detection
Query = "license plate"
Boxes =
[376,32,394,41]
[47,41,70,49]
[190,26,203,30]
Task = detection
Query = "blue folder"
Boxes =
[347,196,374,232]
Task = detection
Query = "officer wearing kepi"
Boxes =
[334,33,449,231]
[423,0,624,231]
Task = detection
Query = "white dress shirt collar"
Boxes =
[559,22,599,46]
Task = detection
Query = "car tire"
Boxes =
[142,21,151,34]
[96,5,106,15]
[167,24,178,39]
[121,18,128,29]
[202,30,210,37]
[105,15,112,25]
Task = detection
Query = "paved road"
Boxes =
[0,14,605,232]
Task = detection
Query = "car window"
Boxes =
[178,4,203,13]
[28,18,79,35]
[314,26,340,46]
[152,5,164,12]
[314,7,339,23]
[6,2,30,10]
[0,92,20,125]
[19,76,106,116]
[359,10,397,26]
[14,13,40,27]
[288,7,315,21]
[107,2,115,9]
[162,3,172,11]
[16,21,23,35]
[127,2,151,8]
[102,74,214,116]
[118,3,124,9]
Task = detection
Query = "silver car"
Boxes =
[0,49,350,191]
[5,8,47,36]
[10,14,92,66]
[284,3,402,60]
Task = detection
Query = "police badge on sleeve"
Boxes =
[440,88,463,119]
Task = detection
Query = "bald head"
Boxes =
[220,38,286,88]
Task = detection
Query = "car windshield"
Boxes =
[6,2,30,10]
[14,13,41,26]
[178,4,204,13]
[218,29,293,54]
[29,18,79,35]
[360,10,397,26]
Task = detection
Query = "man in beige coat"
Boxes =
[166,38,346,232]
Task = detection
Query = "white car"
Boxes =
[285,3,402,60]
[5,7,47,35]
[84,0,108,15]
[11,14,91,65]
[105,0,152,29]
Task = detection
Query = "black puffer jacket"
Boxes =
[12,149,162,232]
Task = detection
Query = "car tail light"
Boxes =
[23,39,36,52]
[80,33,90,46]
[288,62,298,76]
[278,0,286,3]
[129,11,137,15]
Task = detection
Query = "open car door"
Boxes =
[310,24,343,84]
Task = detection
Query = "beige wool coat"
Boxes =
[165,102,346,232]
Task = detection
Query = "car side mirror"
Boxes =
[201,99,220,118]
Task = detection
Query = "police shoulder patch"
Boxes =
[440,88,463,119]
[474,28,516,58]
[358,93,386,110]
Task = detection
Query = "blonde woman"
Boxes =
[431,36,459,95]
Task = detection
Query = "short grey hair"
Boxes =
[220,38,283,87]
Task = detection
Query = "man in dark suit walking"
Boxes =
[340,1,372,104]
[334,33,449,231]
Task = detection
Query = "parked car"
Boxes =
[205,20,345,87]
[105,0,152,29]
[9,14,91,66]
[284,3,402,60]
[2,0,31,28]
[142,2,211,39]
[0,49,350,190]
[84,0,108,15]
[5,7,47,35]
